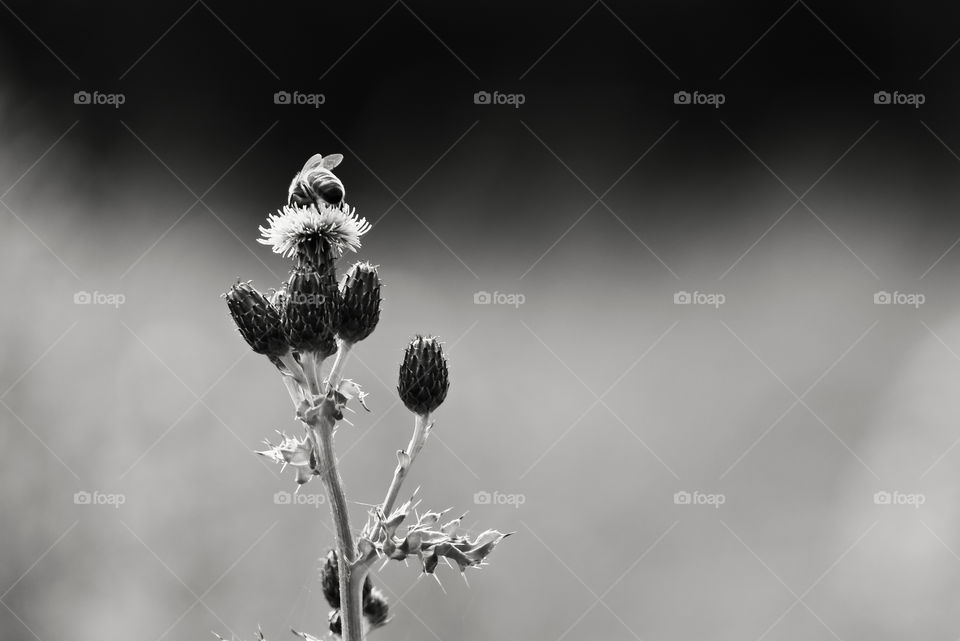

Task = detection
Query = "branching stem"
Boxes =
[381,412,431,519]
[326,340,352,393]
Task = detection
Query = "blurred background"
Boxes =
[3,1,960,639]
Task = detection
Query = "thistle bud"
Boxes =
[224,281,288,357]
[282,266,340,358]
[321,549,375,610]
[363,588,389,629]
[321,549,340,609]
[339,262,382,344]
[397,336,450,415]
[328,609,342,636]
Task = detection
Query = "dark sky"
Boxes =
[2,1,960,250]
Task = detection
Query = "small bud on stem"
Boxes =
[397,336,450,416]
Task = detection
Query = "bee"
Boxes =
[288,153,345,207]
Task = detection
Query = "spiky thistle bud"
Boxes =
[339,262,382,344]
[282,266,340,358]
[224,281,288,357]
[320,549,375,609]
[363,588,389,629]
[398,336,450,415]
[321,549,341,609]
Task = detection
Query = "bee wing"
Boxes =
[320,153,343,170]
[300,153,325,174]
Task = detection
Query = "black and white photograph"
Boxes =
[3,2,960,640]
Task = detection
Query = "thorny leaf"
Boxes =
[334,378,369,412]
[256,431,320,485]
[364,490,511,576]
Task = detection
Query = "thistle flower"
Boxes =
[223,151,510,641]
[282,266,340,358]
[258,203,370,268]
[398,336,450,415]
[339,262,382,344]
[224,281,288,358]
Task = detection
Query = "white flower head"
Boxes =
[258,202,371,266]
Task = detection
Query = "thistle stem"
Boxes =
[381,412,431,518]
[312,405,364,641]
[301,351,323,396]
[326,340,352,394]
[280,376,305,408]
[278,351,309,390]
